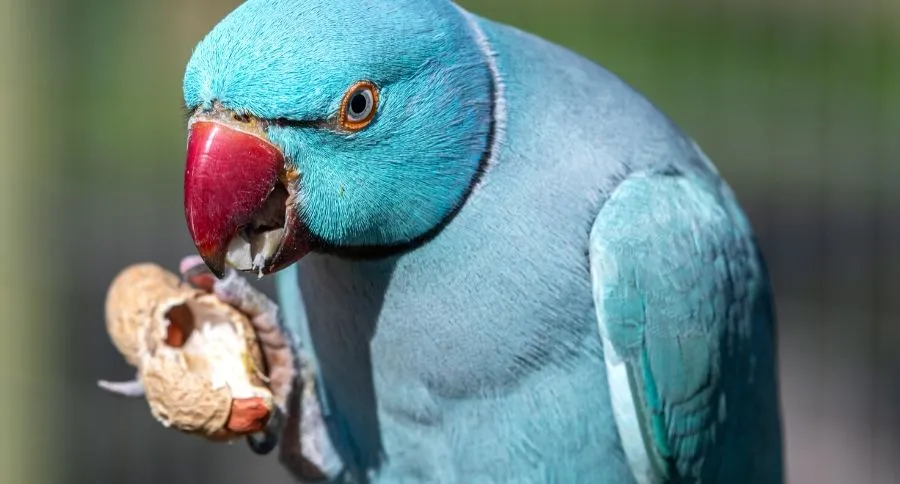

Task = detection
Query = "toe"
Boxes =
[180,255,219,291]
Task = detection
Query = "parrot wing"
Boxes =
[589,168,774,483]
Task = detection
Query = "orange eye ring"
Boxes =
[339,81,379,131]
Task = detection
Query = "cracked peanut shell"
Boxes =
[104,263,274,441]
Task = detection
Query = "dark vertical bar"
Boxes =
[874,1,900,482]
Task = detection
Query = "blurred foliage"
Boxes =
[45,0,900,203]
[467,0,900,206]
[0,1,58,483]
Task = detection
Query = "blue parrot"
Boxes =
[177,0,784,482]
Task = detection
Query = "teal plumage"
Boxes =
[590,170,782,483]
[182,1,784,482]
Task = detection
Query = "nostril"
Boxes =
[164,303,195,348]
[232,112,251,123]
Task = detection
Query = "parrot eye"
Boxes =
[339,81,379,131]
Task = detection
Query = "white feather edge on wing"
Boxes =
[590,223,664,484]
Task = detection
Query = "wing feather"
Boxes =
[589,169,779,483]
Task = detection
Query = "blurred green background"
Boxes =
[1,0,897,483]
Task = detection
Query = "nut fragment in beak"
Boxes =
[224,183,290,275]
[100,263,276,440]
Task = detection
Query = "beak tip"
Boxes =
[195,246,227,280]
[209,266,226,280]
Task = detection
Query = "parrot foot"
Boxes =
[180,256,343,482]
[180,256,295,416]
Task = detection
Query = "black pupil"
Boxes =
[349,91,368,116]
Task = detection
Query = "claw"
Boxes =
[246,407,284,455]
[247,431,279,455]
[98,376,145,398]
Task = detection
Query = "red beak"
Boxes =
[183,120,310,278]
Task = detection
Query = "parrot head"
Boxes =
[181,0,496,277]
